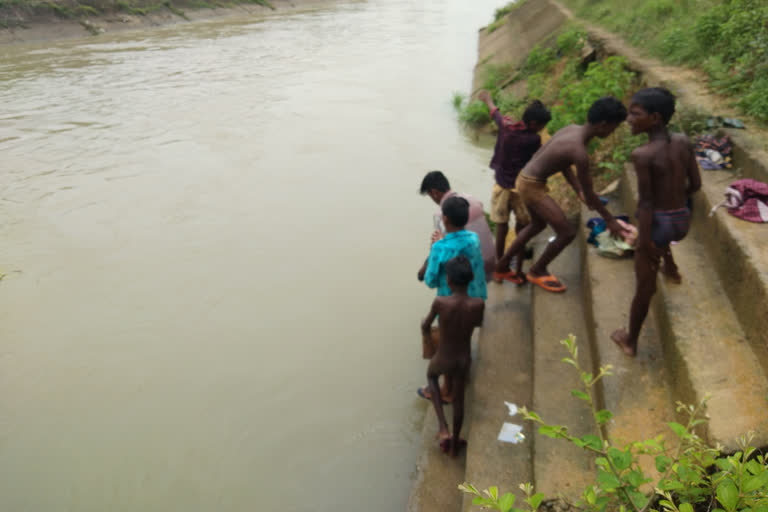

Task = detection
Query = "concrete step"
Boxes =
[462,284,534,511]
[619,168,768,452]
[529,230,596,501]
[579,198,678,476]
[688,169,768,373]
[407,405,467,512]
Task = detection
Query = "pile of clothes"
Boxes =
[586,217,638,258]
[694,134,733,170]
[710,179,768,223]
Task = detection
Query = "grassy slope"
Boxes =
[559,0,768,122]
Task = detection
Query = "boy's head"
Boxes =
[420,170,451,205]
[445,255,474,290]
[522,100,552,133]
[628,87,676,135]
[587,96,628,138]
[441,196,469,230]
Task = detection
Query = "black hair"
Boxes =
[631,87,676,124]
[587,96,628,125]
[441,196,469,228]
[445,255,474,287]
[522,100,552,126]
[420,170,451,195]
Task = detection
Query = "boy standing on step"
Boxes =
[477,91,552,284]
[495,97,628,293]
[611,87,701,357]
[421,255,484,456]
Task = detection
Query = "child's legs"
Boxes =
[451,368,467,441]
[525,195,576,276]
[427,364,449,437]
[627,248,661,347]
[510,192,531,275]
[497,207,545,272]
[490,185,512,263]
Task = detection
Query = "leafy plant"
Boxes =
[461,335,768,512]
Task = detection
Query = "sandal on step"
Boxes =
[493,270,525,285]
[526,273,567,293]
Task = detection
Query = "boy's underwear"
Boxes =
[515,173,550,206]
[651,207,691,248]
[490,183,531,225]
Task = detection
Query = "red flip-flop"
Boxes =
[493,270,525,285]
[526,273,566,293]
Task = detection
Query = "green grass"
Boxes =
[559,0,768,122]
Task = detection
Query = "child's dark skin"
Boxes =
[496,122,625,284]
[610,102,701,356]
[421,280,484,457]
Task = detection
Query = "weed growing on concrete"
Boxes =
[461,335,768,512]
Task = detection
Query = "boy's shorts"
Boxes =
[516,173,550,206]
[490,183,531,226]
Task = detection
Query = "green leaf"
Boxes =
[499,492,515,512]
[608,447,632,471]
[473,496,491,506]
[584,486,596,505]
[744,470,768,493]
[658,479,684,491]
[595,409,614,425]
[595,496,611,512]
[562,357,578,367]
[597,469,621,490]
[529,493,544,510]
[538,425,561,439]
[595,457,609,468]
[679,504,694,512]
[716,480,739,512]
[459,483,480,495]
[668,422,688,438]
[628,489,649,509]
[746,460,763,475]
[656,455,672,473]
[571,389,590,401]
[581,435,603,451]
[488,486,499,500]
[626,470,644,488]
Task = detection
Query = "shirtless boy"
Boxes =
[611,87,701,356]
[421,255,484,456]
[496,97,628,292]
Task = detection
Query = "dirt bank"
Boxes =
[0,0,335,45]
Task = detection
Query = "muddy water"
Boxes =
[0,1,499,510]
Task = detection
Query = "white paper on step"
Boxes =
[498,401,525,444]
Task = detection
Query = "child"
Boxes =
[417,195,487,404]
[421,255,484,456]
[611,87,701,356]
[496,96,628,293]
[478,91,552,283]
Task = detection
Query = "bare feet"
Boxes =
[439,437,467,457]
[661,263,682,284]
[610,328,637,357]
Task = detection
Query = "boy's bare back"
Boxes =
[632,133,699,210]
[521,125,589,181]
[432,295,484,369]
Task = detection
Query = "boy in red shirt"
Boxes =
[478,91,551,283]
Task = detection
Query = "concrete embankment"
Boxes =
[408,0,768,509]
[0,0,332,44]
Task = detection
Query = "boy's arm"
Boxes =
[575,155,622,235]
[561,165,586,203]
[422,299,439,335]
[633,149,656,254]
[423,244,442,289]
[478,90,503,129]
[685,140,702,196]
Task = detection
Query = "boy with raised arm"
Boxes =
[477,91,552,284]
[611,88,701,356]
[496,97,628,293]
[421,255,484,456]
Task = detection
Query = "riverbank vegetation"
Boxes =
[0,0,272,27]
[560,0,768,123]
[453,26,649,213]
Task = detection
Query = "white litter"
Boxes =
[498,422,525,444]
[504,401,519,417]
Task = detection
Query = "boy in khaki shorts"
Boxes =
[479,91,551,283]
